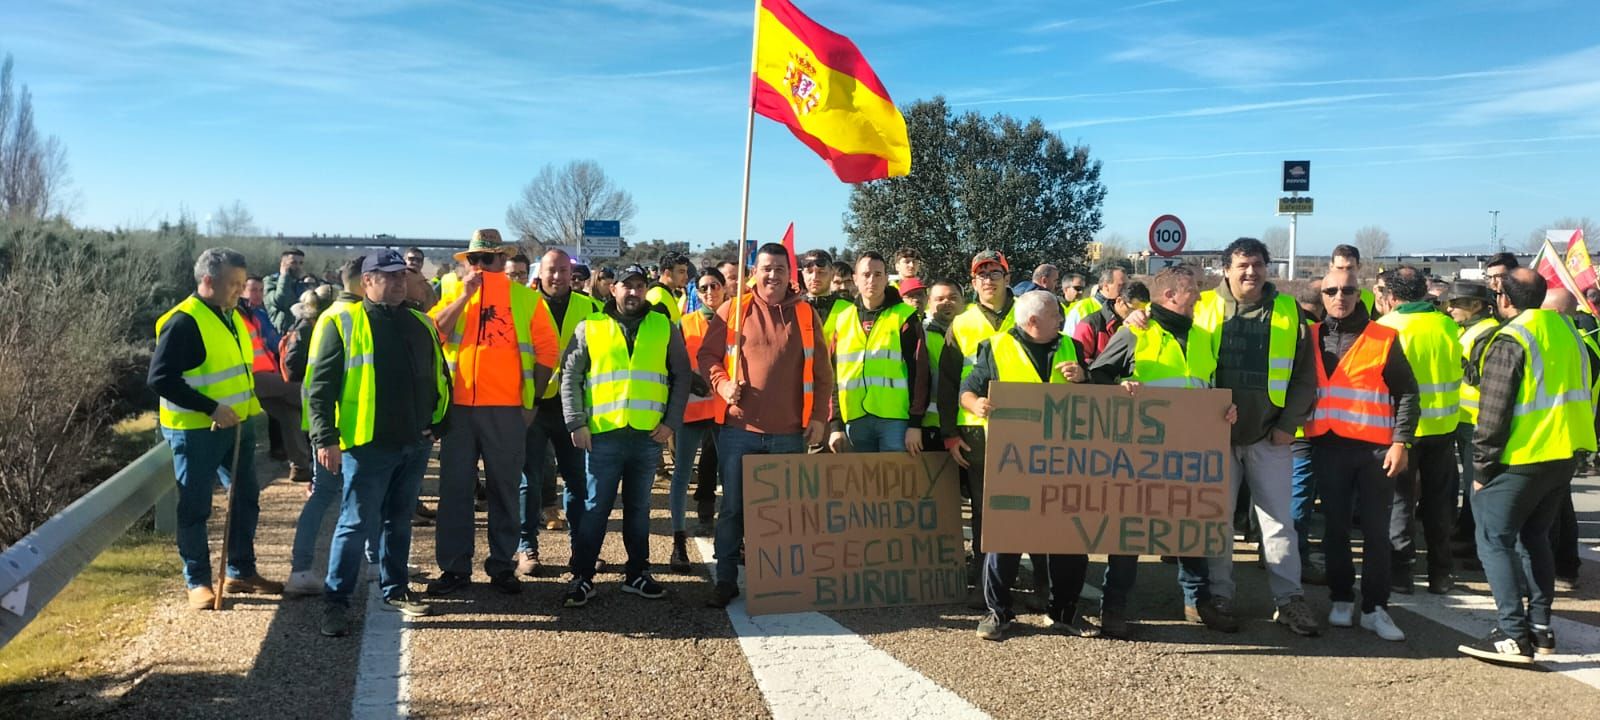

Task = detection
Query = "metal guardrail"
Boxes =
[0,442,176,650]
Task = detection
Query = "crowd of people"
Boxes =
[147,230,1594,666]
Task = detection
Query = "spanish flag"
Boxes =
[1562,228,1596,294]
[751,0,911,183]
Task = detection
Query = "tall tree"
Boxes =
[1525,217,1600,252]
[0,53,71,221]
[1354,225,1392,259]
[506,160,636,248]
[1261,226,1290,260]
[211,199,258,238]
[844,97,1106,283]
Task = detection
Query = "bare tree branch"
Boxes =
[1354,225,1392,259]
[506,160,637,250]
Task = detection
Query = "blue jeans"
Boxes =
[520,403,588,556]
[163,418,261,589]
[1101,554,1211,611]
[670,421,712,532]
[1290,438,1316,561]
[325,440,431,606]
[1474,460,1573,638]
[983,552,1087,618]
[845,415,907,453]
[571,428,659,579]
[715,427,806,585]
[290,456,343,572]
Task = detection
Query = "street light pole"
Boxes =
[1490,210,1501,253]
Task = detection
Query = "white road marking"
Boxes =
[694,537,991,720]
[351,567,411,720]
[1393,586,1600,689]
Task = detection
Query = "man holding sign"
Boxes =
[1087,266,1238,638]
[959,291,1095,640]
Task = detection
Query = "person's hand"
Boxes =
[719,381,742,406]
[571,427,592,451]
[209,405,241,429]
[804,420,827,446]
[1269,428,1294,445]
[1473,481,1483,492]
[1383,442,1409,478]
[828,431,849,453]
[949,436,971,468]
[462,268,484,294]
[317,445,341,474]
[1120,381,1142,396]
[904,428,922,457]
[968,397,992,419]
[522,408,536,428]
[1056,362,1084,383]
[1225,404,1239,425]
[649,424,673,444]
[1125,309,1150,330]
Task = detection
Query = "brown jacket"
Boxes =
[699,288,833,435]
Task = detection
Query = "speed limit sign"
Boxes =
[1148,214,1187,257]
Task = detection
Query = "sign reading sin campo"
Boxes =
[980,382,1235,556]
[742,452,965,616]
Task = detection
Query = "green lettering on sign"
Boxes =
[989,494,1031,511]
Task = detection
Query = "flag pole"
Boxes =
[731,0,761,389]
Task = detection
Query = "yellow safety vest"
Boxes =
[1194,290,1298,405]
[439,281,543,410]
[1127,322,1217,388]
[1458,316,1498,425]
[155,296,263,430]
[923,325,945,429]
[991,332,1078,383]
[950,303,1015,426]
[818,296,854,346]
[1377,309,1463,437]
[540,291,600,400]
[1496,310,1596,464]
[311,304,450,450]
[585,312,671,434]
[833,302,917,423]
[1063,296,1102,333]
[645,285,683,324]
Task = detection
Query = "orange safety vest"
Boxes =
[681,310,725,424]
[715,296,816,425]
[242,310,278,374]
[1305,321,1398,445]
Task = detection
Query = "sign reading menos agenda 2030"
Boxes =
[742,452,965,616]
[981,382,1235,557]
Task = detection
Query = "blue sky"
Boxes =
[6,0,1599,256]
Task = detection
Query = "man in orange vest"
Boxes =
[427,229,560,596]
[1305,267,1420,642]
[669,267,728,572]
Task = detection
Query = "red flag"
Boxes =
[1533,238,1597,314]
[1562,229,1596,294]
[781,222,798,285]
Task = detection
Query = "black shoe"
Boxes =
[1532,626,1556,655]
[670,532,692,574]
[706,581,740,608]
[1097,607,1131,639]
[622,574,665,599]
[1302,561,1328,586]
[426,572,471,596]
[319,604,351,637]
[1427,573,1455,595]
[696,499,716,530]
[564,577,597,608]
[1390,568,1415,595]
[488,572,521,595]
[1458,628,1535,665]
[383,591,433,617]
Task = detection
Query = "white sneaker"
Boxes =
[1329,601,1355,628]
[1360,607,1406,641]
[284,570,322,596]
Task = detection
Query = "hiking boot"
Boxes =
[1096,607,1130,639]
[1185,599,1239,633]
[564,577,597,608]
[543,507,566,531]
[622,574,665,599]
[1427,573,1455,595]
[187,585,216,610]
[320,604,351,637]
[488,571,522,595]
[515,551,542,577]
[289,463,312,483]
[1360,607,1405,641]
[223,574,284,595]
[706,581,740,608]
[1459,628,1535,665]
[383,591,433,617]
[670,532,693,574]
[975,612,1012,641]
[427,571,471,596]
[1531,625,1556,655]
[1274,596,1321,637]
[1047,608,1099,638]
[284,570,322,596]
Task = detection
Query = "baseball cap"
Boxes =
[898,277,928,296]
[362,249,408,274]
[572,263,592,281]
[617,264,649,283]
[970,250,1009,275]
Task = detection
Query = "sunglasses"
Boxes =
[697,282,723,292]
[1069,285,1086,291]
[1321,286,1360,297]
[466,253,497,266]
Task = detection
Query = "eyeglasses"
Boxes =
[466,253,497,266]
[1069,285,1086,292]
[973,269,1006,281]
[1321,286,1360,297]
[697,282,723,292]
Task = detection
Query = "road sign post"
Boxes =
[582,220,623,260]
[1279,162,1312,279]
[1148,214,1187,258]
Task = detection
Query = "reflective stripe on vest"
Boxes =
[1377,309,1463,436]
[1193,290,1298,405]
[923,327,945,429]
[951,304,1015,427]
[541,292,599,400]
[717,298,816,425]
[1458,317,1497,425]
[1127,322,1216,389]
[155,296,262,430]
[681,311,725,424]
[1497,310,1598,464]
[833,302,916,423]
[1305,322,1397,445]
[440,276,542,409]
[586,312,671,434]
[991,332,1078,384]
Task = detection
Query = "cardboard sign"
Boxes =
[980,382,1234,556]
[742,452,965,616]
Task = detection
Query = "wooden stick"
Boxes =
[730,0,761,389]
[213,420,244,611]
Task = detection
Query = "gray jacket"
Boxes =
[561,305,692,434]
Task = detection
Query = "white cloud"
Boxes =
[1050,93,1391,130]
[1106,32,1320,84]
